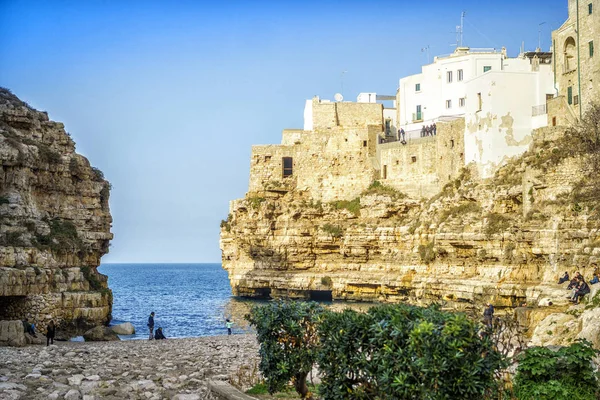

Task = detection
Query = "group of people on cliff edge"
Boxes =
[558,265,598,304]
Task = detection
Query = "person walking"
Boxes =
[400,128,405,142]
[148,312,155,340]
[46,320,56,346]
[483,303,494,329]
[226,319,233,335]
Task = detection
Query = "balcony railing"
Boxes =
[532,104,547,117]
[412,111,423,122]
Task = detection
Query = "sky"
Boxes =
[0,0,567,263]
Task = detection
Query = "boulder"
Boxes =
[0,320,26,347]
[529,313,580,346]
[25,333,44,345]
[576,307,600,349]
[110,322,135,335]
[82,326,120,342]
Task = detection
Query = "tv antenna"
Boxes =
[451,11,466,47]
[340,70,348,97]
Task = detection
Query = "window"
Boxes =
[568,86,573,105]
[589,3,593,14]
[483,66,492,73]
[574,95,579,105]
[447,71,453,83]
[552,116,557,126]
[411,156,417,163]
[458,69,464,81]
[415,83,421,92]
[459,97,465,107]
[590,41,594,57]
[446,99,452,109]
[264,155,271,162]
[363,140,367,147]
[282,157,293,177]
[477,93,482,110]
[450,139,455,148]
[383,165,387,179]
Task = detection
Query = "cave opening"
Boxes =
[309,290,333,301]
[0,296,28,321]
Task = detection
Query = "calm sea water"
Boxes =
[98,263,261,339]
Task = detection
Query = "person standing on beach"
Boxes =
[148,312,155,340]
[226,319,233,335]
[46,320,56,346]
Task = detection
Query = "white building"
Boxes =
[397,46,554,177]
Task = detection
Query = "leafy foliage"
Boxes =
[317,304,503,400]
[248,196,266,209]
[330,198,360,217]
[363,180,407,199]
[514,339,600,400]
[0,196,9,205]
[320,223,343,238]
[484,213,511,237]
[35,218,83,252]
[247,301,324,399]
[418,241,436,264]
[438,201,482,222]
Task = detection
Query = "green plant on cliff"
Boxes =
[363,180,407,199]
[80,266,102,291]
[0,196,9,205]
[320,276,333,287]
[247,301,324,400]
[35,218,83,253]
[220,213,233,232]
[91,167,105,182]
[37,144,61,164]
[331,197,360,217]
[321,223,343,238]
[418,241,436,264]
[513,339,600,400]
[438,201,482,223]
[247,196,266,209]
[484,213,512,237]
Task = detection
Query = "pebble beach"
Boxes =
[0,334,259,400]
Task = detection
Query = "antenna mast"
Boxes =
[460,11,466,47]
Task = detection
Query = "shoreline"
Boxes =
[0,334,259,400]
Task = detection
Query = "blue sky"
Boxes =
[0,0,567,263]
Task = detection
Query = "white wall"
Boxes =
[463,64,554,177]
[303,99,313,131]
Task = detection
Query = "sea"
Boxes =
[98,263,263,340]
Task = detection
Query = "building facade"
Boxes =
[548,0,599,125]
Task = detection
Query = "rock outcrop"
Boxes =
[0,88,113,338]
[221,124,600,344]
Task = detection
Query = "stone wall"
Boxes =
[378,118,465,198]
[0,88,113,337]
[311,99,383,130]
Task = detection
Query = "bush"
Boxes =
[0,196,9,205]
[37,144,61,164]
[247,301,324,399]
[247,196,266,209]
[321,224,342,238]
[320,276,333,287]
[91,167,105,182]
[35,218,83,252]
[484,213,511,237]
[317,304,503,400]
[363,180,407,199]
[331,198,360,217]
[418,241,436,264]
[438,201,482,222]
[80,266,102,290]
[514,340,600,400]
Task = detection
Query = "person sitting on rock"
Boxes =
[154,327,166,340]
[558,271,570,284]
[567,272,582,290]
[590,273,599,285]
[22,318,36,337]
[572,279,591,304]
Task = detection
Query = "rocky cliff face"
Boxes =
[0,88,113,337]
[221,123,600,345]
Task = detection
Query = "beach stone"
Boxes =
[68,374,85,386]
[110,323,135,335]
[82,326,120,342]
[64,389,81,400]
[172,394,201,400]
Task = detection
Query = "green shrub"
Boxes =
[320,276,333,287]
[247,196,266,209]
[80,266,102,291]
[321,224,342,238]
[484,213,511,237]
[418,241,436,264]
[317,304,503,400]
[37,144,61,164]
[247,301,324,399]
[0,196,9,205]
[2,231,26,246]
[35,218,83,252]
[331,198,360,217]
[438,201,482,222]
[363,180,407,199]
[514,340,600,400]
[91,167,105,181]
[220,213,232,232]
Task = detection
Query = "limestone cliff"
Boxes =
[0,88,113,338]
[221,123,600,344]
